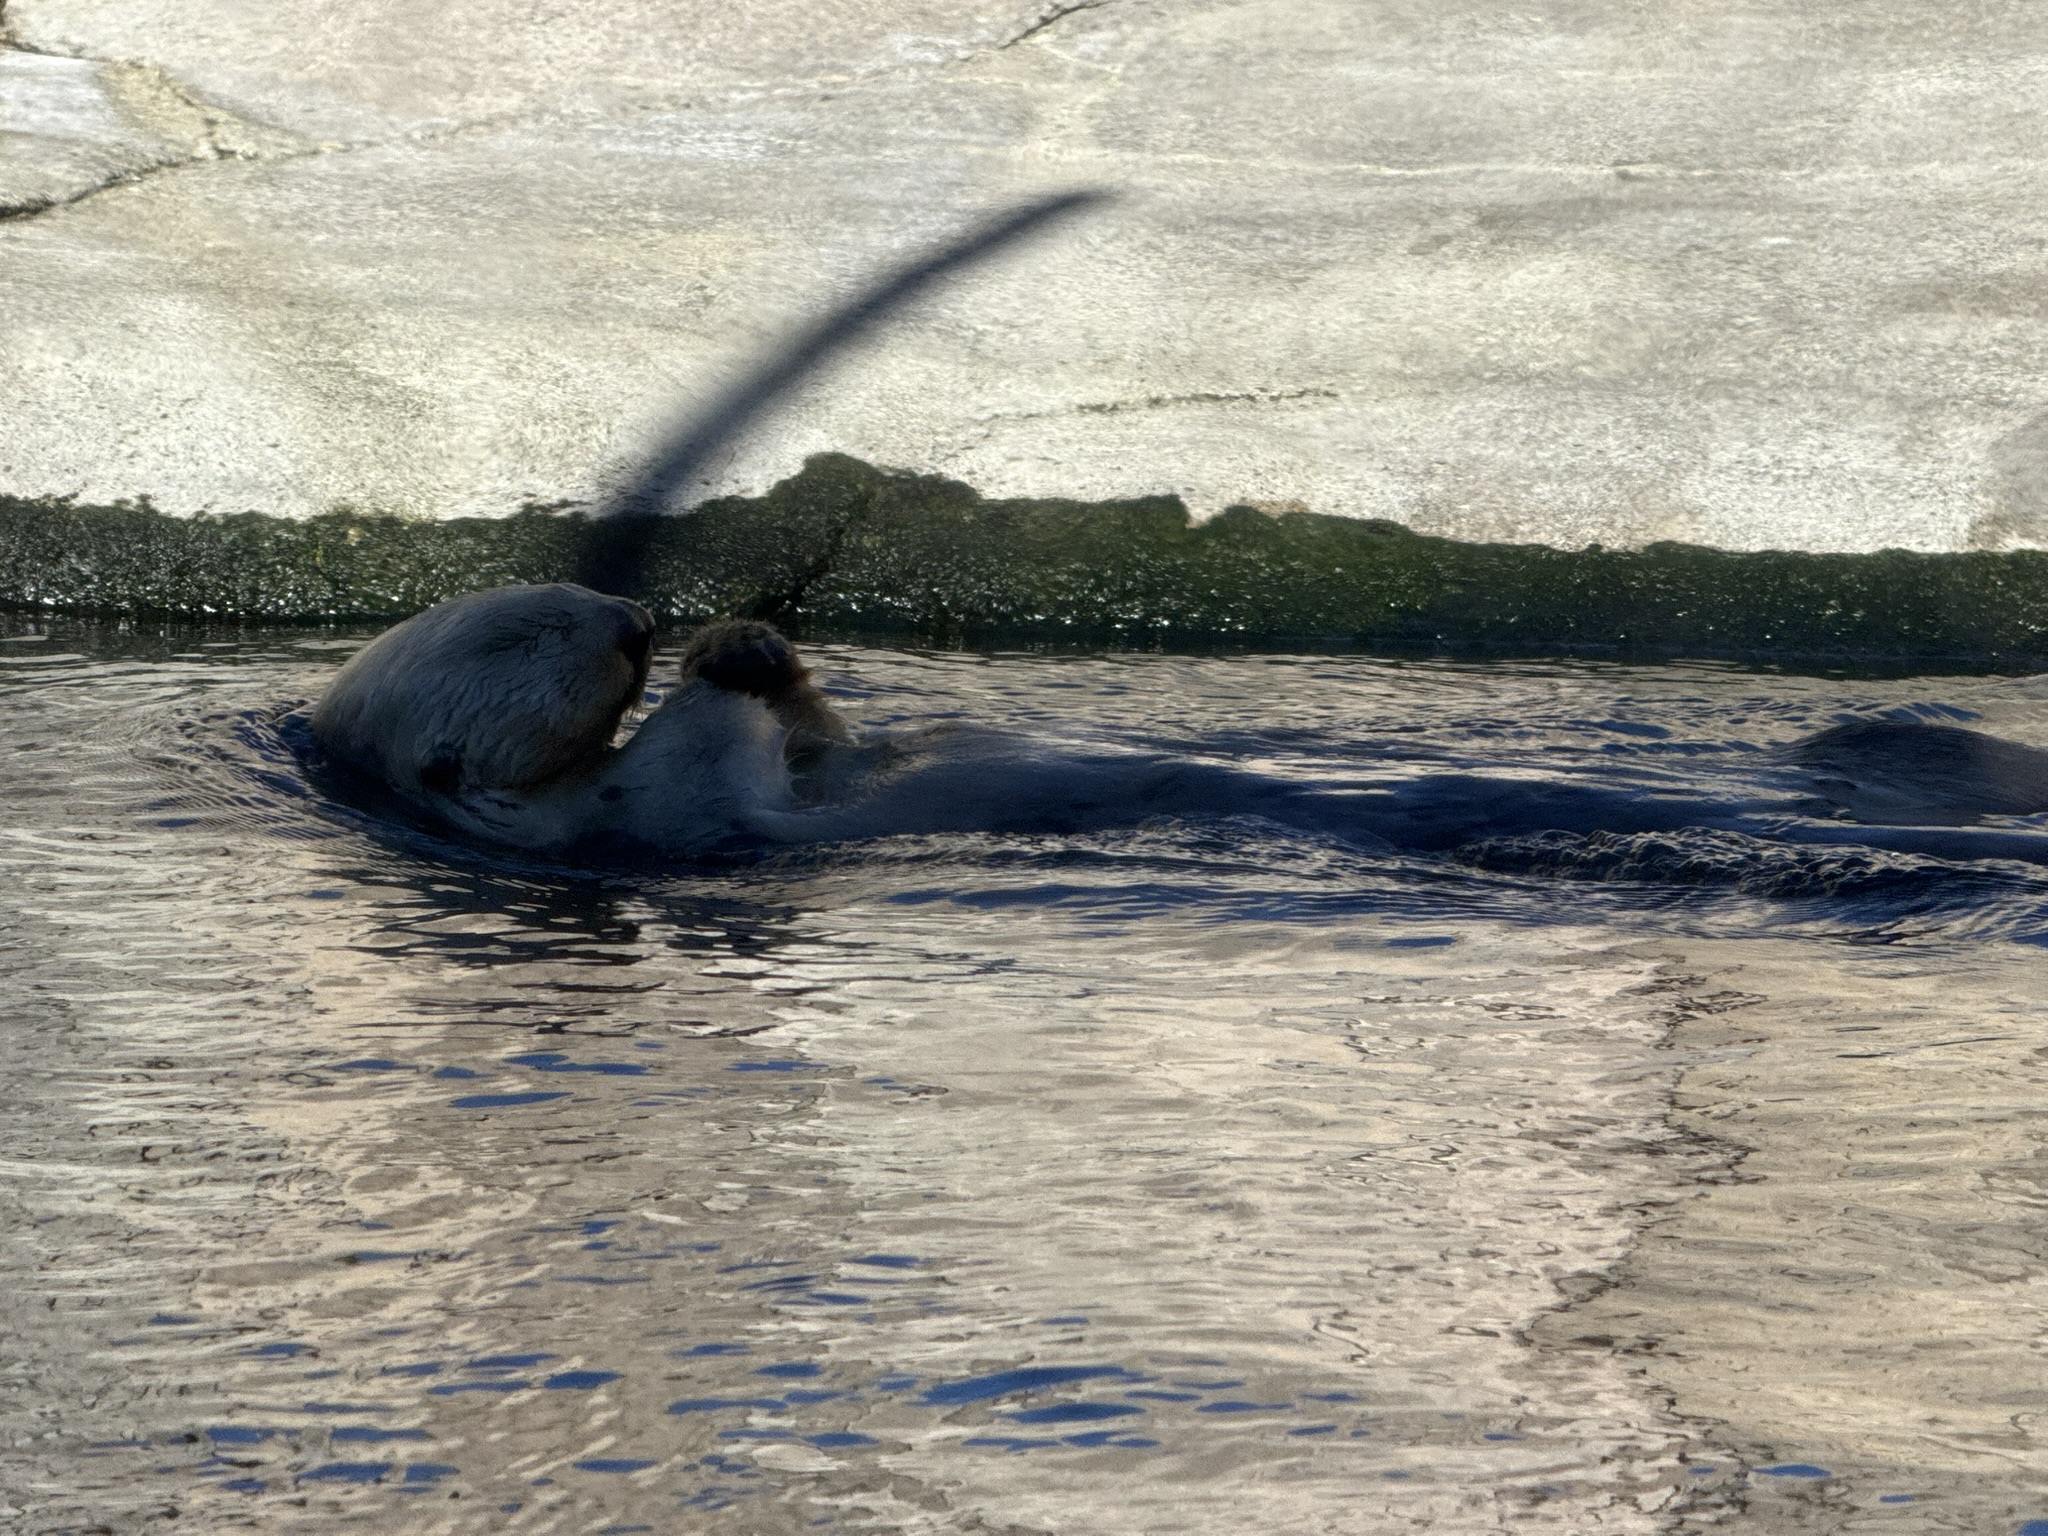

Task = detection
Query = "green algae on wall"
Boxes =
[5,454,2048,668]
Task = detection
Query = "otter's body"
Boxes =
[309,587,2048,864]
[310,592,863,856]
[1788,718,2048,824]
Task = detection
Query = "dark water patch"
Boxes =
[1011,1402,1144,1424]
[1458,826,1982,897]
[1455,826,2048,940]
[299,1460,392,1483]
[505,1050,650,1075]
[450,1090,571,1109]
[922,1365,1136,1406]
[667,1397,788,1415]
[10,456,2048,670]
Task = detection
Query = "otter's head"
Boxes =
[310,583,655,798]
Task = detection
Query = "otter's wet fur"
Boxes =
[310,583,656,800]
[310,595,868,854]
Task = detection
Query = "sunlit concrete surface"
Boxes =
[3,0,2047,548]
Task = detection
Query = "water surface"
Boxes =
[5,622,2048,1534]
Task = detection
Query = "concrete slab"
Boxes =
[3,0,2046,550]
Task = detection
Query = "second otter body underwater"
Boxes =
[307,581,2048,866]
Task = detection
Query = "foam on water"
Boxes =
[6,621,2048,1533]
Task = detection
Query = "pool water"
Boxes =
[5,620,2048,1534]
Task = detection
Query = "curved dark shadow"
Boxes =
[573,189,1113,601]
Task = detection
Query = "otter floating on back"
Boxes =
[307,581,2048,865]
[312,588,867,855]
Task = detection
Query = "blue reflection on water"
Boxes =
[668,1397,787,1414]
[922,1365,1134,1405]
[300,1461,391,1483]
[207,1426,276,1445]
[506,1051,649,1076]
[544,1371,622,1389]
[1011,1403,1143,1424]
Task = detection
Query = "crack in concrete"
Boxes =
[1001,0,1117,49]
[0,133,321,226]
[1075,385,1338,414]
[0,36,319,225]
[99,58,311,161]
[979,385,1339,427]
[0,156,193,223]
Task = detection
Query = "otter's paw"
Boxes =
[679,620,808,698]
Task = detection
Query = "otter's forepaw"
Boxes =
[679,620,807,698]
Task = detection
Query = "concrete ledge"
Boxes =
[4,0,2047,551]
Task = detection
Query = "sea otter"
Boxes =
[306,580,2048,865]
[310,586,872,854]
[304,585,1333,855]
